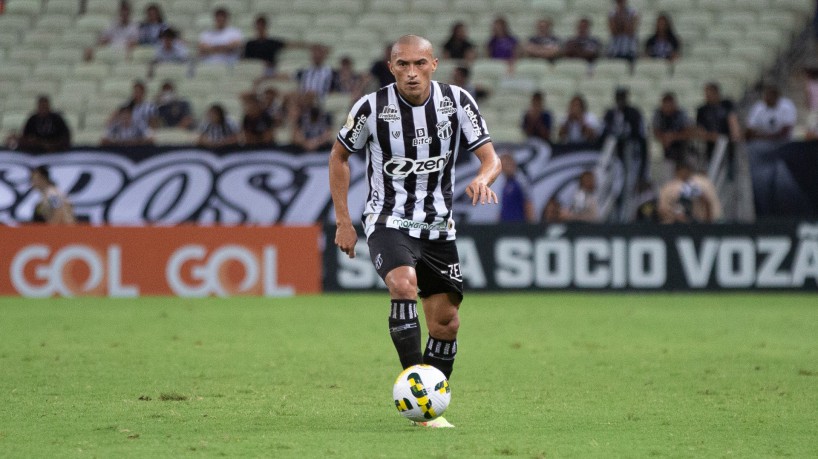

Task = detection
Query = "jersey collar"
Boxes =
[396,82,435,108]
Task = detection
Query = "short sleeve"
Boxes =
[337,95,372,152]
[456,88,491,151]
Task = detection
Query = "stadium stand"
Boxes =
[0,0,814,151]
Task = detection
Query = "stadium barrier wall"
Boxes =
[0,225,321,297]
[0,142,615,226]
[323,221,818,292]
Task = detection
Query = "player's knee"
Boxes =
[387,276,418,299]
[431,311,459,339]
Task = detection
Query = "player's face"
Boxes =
[389,41,437,105]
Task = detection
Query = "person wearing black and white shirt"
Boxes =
[329,35,500,428]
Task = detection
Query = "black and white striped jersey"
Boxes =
[337,81,491,241]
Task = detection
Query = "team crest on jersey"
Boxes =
[378,104,400,122]
[436,120,452,140]
[344,115,354,130]
[437,97,456,116]
[391,131,400,139]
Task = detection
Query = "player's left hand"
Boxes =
[465,180,498,206]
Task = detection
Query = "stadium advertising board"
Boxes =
[0,142,614,226]
[324,222,818,291]
[0,225,321,297]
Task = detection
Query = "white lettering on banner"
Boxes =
[166,245,293,297]
[0,144,610,227]
[676,232,818,288]
[455,238,486,288]
[10,244,138,297]
[494,235,666,288]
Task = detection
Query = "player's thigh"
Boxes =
[367,226,422,281]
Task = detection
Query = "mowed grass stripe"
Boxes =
[0,294,816,458]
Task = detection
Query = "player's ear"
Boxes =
[431,57,438,72]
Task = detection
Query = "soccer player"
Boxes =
[329,35,501,428]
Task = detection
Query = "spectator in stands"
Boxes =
[367,44,396,90]
[486,16,519,62]
[563,171,601,222]
[197,7,243,66]
[240,93,275,146]
[644,13,681,61]
[137,3,167,46]
[83,0,135,61]
[563,17,603,62]
[17,95,71,153]
[101,107,155,146]
[196,104,239,148]
[153,27,189,65]
[745,84,797,142]
[695,82,742,159]
[334,55,364,98]
[442,22,477,63]
[603,87,648,184]
[499,152,534,223]
[243,14,310,77]
[30,165,75,225]
[260,87,286,129]
[295,44,338,101]
[657,157,722,224]
[291,94,334,153]
[523,17,562,62]
[451,65,489,100]
[119,80,158,129]
[744,85,798,218]
[521,91,552,143]
[558,94,600,144]
[541,196,563,223]
[652,92,692,165]
[155,81,194,130]
[97,1,139,51]
[607,0,639,62]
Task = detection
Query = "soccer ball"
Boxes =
[392,364,451,422]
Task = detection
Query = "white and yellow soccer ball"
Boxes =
[392,364,451,422]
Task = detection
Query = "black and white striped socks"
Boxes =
[388,299,422,369]
[423,336,457,379]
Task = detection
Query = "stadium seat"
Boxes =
[111,63,149,79]
[85,0,120,15]
[776,0,814,15]
[6,0,41,17]
[233,60,266,80]
[101,80,135,98]
[515,60,551,81]
[757,11,798,33]
[130,46,156,65]
[1,113,29,135]
[73,128,105,146]
[696,0,736,12]
[85,95,123,116]
[212,0,252,13]
[74,14,111,33]
[593,60,631,81]
[0,64,31,84]
[577,77,619,101]
[530,0,567,15]
[0,14,33,35]
[153,64,191,81]
[73,62,112,80]
[60,81,100,98]
[169,0,208,16]
[35,14,75,33]
[711,60,752,85]
[3,97,35,114]
[410,0,450,13]
[734,0,769,8]
[43,0,79,15]
[554,59,592,80]
[729,44,772,68]
[9,47,46,67]
[370,0,405,13]
[59,29,98,48]
[33,63,73,79]
[489,124,526,144]
[154,128,198,145]
[20,79,60,98]
[472,59,511,84]
[540,75,577,99]
[633,60,671,81]
[83,111,111,130]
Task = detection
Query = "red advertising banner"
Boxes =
[0,225,321,297]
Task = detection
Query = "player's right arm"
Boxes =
[329,140,357,258]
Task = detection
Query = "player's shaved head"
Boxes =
[391,35,435,58]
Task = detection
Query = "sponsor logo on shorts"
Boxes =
[447,263,462,281]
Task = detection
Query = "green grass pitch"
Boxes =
[1,293,816,458]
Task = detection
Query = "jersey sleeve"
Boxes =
[456,88,491,151]
[336,95,372,152]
